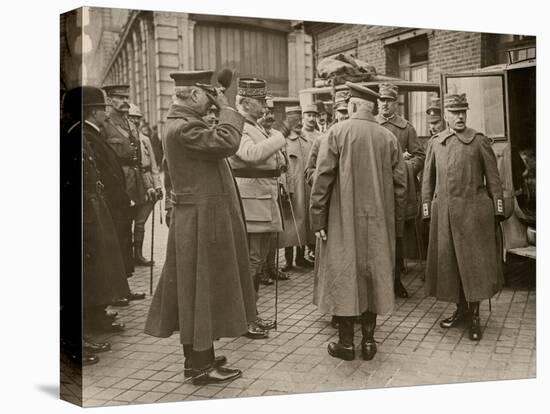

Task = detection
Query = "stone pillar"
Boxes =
[288,28,313,97]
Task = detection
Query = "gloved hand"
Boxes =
[146,188,158,202]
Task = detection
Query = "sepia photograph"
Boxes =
[56,0,538,410]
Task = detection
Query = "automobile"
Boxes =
[298,49,536,262]
[441,47,536,261]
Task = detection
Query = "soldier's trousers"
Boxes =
[132,201,154,243]
[248,232,275,300]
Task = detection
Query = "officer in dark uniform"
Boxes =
[376,83,425,299]
[102,85,147,302]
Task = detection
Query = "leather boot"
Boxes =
[282,247,294,271]
[361,311,378,361]
[327,316,355,361]
[134,238,153,266]
[295,246,314,268]
[183,346,228,377]
[469,301,482,341]
[394,270,409,298]
[439,303,468,329]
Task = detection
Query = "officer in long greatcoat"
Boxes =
[229,78,287,339]
[311,83,407,361]
[422,93,505,341]
[376,83,425,298]
[279,105,315,270]
[144,70,256,386]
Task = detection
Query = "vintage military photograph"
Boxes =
[60,5,536,407]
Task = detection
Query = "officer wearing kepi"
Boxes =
[422,93,505,341]
[229,78,287,339]
[376,82,425,299]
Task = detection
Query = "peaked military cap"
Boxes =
[334,98,348,112]
[285,105,302,116]
[237,78,267,99]
[444,93,469,111]
[378,83,399,100]
[103,84,130,97]
[128,103,143,118]
[426,96,442,122]
[169,70,215,95]
[302,104,318,114]
[346,82,380,103]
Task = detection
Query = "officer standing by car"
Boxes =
[422,93,505,341]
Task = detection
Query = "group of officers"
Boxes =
[63,68,506,386]
[61,84,164,366]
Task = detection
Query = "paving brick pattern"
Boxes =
[61,218,536,407]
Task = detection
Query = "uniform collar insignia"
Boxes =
[437,127,479,144]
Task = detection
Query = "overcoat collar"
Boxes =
[350,109,377,123]
[436,127,479,145]
[376,113,407,128]
[244,116,269,138]
[166,104,203,121]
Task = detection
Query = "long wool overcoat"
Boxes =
[144,105,257,351]
[279,129,315,247]
[422,127,505,302]
[310,110,407,316]
[377,114,425,259]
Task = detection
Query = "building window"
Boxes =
[392,36,429,137]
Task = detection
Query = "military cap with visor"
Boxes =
[302,104,318,114]
[285,105,302,116]
[426,96,442,122]
[444,93,469,111]
[170,70,216,95]
[128,103,143,118]
[345,82,380,103]
[103,84,130,97]
[378,83,399,100]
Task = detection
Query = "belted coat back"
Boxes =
[144,104,256,351]
[310,110,407,316]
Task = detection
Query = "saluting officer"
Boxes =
[376,83,425,298]
[422,93,505,341]
[229,78,287,339]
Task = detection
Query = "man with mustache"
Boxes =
[422,93,505,341]
[376,83,425,299]
[101,85,150,303]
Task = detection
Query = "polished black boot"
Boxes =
[394,270,409,298]
[281,247,294,271]
[330,315,339,329]
[469,301,482,341]
[183,346,228,378]
[361,311,378,361]
[327,316,355,361]
[134,238,153,266]
[439,303,468,329]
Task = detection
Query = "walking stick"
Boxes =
[287,197,303,248]
[274,232,279,331]
[150,201,155,295]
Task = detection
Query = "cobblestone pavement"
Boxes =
[60,215,536,407]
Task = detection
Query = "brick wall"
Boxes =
[313,24,486,81]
